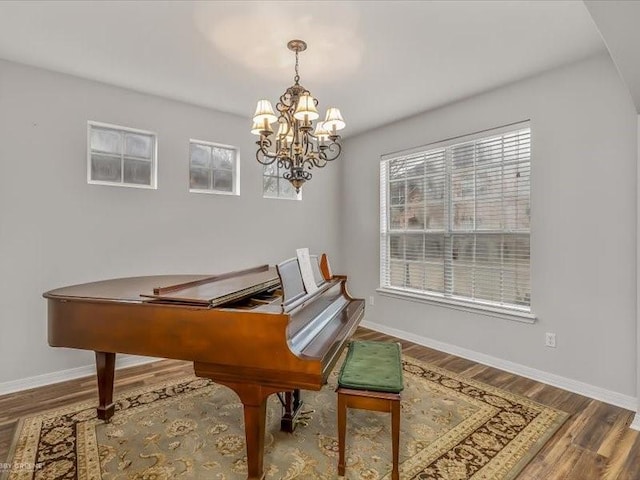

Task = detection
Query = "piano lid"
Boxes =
[141,265,279,306]
[44,265,280,306]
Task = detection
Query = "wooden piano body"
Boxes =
[44,257,365,480]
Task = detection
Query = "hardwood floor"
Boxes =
[1,327,639,479]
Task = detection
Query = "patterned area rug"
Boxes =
[3,356,567,480]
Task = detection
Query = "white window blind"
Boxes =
[380,124,531,312]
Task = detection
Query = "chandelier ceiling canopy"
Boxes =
[251,39,345,193]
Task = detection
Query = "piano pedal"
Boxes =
[292,409,315,428]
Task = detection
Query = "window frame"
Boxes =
[87,121,158,189]
[378,121,535,322]
[188,139,240,196]
[262,163,302,201]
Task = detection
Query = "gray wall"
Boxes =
[341,54,638,397]
[0,59,342,384]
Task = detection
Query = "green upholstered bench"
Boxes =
[336,341,403,480]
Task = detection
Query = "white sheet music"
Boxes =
[296,248,319,294]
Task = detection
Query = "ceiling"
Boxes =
[0,1,607,136]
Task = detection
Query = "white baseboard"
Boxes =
[0,355,159,396]
[631,413,640,431]
[362,320,637,411]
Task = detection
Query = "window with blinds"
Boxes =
[380,123,531,313]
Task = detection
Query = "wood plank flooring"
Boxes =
[1,327,638,479]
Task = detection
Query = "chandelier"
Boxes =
[251,39,345,193]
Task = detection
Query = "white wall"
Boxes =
[341,54,638,399]
[0,59,342,385]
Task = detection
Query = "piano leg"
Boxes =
[95,351,116,422]
[243,401,267,480]
[210,380,280,480]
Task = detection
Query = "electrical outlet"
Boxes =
[545,332,556,348]
[369,295,375,306]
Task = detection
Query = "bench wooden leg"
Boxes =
[391,398,400,480]
[337,392,347,476]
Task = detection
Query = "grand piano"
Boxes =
[44,254,364,480]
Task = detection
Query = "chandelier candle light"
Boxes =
[251,39,345,193]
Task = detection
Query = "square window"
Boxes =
[189,140,239,195]
[88,122,156,188]
[262,163,301,200]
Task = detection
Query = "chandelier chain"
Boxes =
[294,50,300,84]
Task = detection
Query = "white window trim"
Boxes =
[263,192,303,201]
[379,120,533,321]
[376,287,536,323]
[87,121,158,189]
[189,138,240,196]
